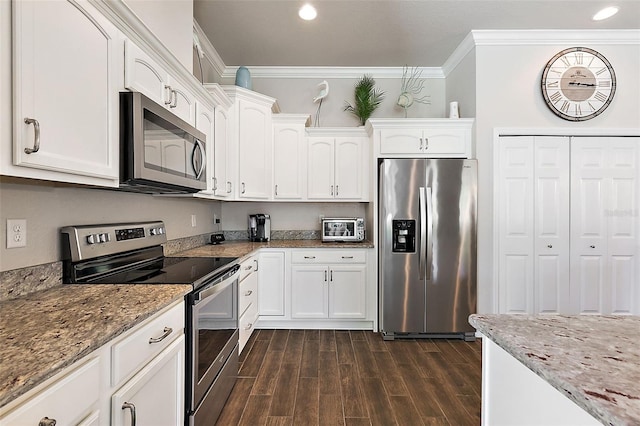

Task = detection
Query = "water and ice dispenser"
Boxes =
[392,220,415,253]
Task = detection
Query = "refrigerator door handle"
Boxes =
[426,187,433,281]
[419,187,427,280]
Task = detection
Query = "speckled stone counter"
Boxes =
[469,314,640,426]
[175,239,374,259]
[0,284,191,408]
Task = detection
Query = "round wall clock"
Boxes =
[541,47,616,121]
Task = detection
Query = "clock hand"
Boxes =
[568,82,596,87]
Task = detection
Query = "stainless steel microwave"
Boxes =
[321,218,365,242]
[119,91,206,194]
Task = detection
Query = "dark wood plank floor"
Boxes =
[216,330,482,426]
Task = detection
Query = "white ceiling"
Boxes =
[193,0,640,68]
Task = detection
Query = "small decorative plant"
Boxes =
[344,75,385,125]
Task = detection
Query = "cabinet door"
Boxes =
[379,129,422,154]
[291,265,328,318]
[497,137,535,314]
[112,335,184,426]
[422,128,469,157]
[533,137,570,314]
[307,137,334,199]
[334,137,364,200]
[258,251,286,316]
[273,125,306,199]
[124,40,169,106]
[13,0,119,180]
[329,265,366,319]
[238,100,271,199]
[195,102,215,194]
[214,107,231,197]
[166,76,196,125]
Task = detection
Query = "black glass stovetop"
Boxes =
[72,254,237,288]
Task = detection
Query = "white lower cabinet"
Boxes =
[0,357,101,426]
[0,301,185,426]
[258,250,286,316]
[111,336,184,426]
[290,250,367,320]
[238,256,259,353]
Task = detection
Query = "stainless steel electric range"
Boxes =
[61,221,239,425]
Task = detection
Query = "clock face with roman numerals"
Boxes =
[541,47,616,121]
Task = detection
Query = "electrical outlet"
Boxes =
[191,214,197,227]
[213,213,220,224]
[7,219,27,249]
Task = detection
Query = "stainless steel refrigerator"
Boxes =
[379,158,477,340]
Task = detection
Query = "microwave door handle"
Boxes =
[193,140,205,180]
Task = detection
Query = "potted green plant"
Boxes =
[344,75,385,125]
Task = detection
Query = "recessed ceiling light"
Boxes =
[299,4,317,21]
[593,6,619,21]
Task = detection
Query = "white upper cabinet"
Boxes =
[272,114,310,200]
[124,40,195,125]
[368,118,474,158]
[306,128,369,201]
[223,86,277,200]
[10,0,121,185]
[195,99,215,194]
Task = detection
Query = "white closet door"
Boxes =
[498,137,535,313]
[534,137,570,314]
[571,137,639,315]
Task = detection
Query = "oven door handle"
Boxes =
[193,265,240,305]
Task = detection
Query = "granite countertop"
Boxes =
[0,284,191,408]
[469,314,640,426]
[175,239,375,259]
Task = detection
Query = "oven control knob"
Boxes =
[99,233,108,243]
[86,234,96,245]
[158,227,165,235]
[150,228,157,236]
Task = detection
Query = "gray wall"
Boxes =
[0,177,221,271]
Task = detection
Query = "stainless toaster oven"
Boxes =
[321,218,365,242]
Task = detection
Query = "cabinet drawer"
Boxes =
[238,256,256,282]
[111,301,184,386]
[0,357,100,426]
[239,272,258,316]
[291,250,366,264]
[239,302,259,353]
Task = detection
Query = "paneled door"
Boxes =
[570,137,639,315]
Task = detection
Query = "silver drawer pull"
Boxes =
[547,244,553,248]
[39,417,56,426]
[244,265,253,271]
[24,118,41,154]
[590,245,596,249]
[244,290,253,296]
[341,256,354,259]
[304,256,316,259]
[122,402,137,426]
[148,327,172,344]
[245,323,253,330]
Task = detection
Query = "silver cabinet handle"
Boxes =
[341,256,354,259]
[164,85,173,105]
[241,182,246,194]
[148,327,172,344]
[330,270,333,281]
[590,245,596,248]
[419,138,424,151]
[324,270,327,281]
[38,417,56,426]
[424,137,429,150]
[24,118,40,154]
[213,177,218,191]
[304,256,316,259]
[330,185,334,196]
[547,244,553,248]
[170,89,178,108]
[227,182,232,193]
[192,139,205,180]
[335,185,339,196]
[244,290,253,296]
[244,265,253,271]
[245,323,253,331]
[122,402,136,426]
[254,259,259,271]
[275,184,278,196]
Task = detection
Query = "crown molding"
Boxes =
[442,32,477,77]
[471,29,640,45]
[193,19,226,77]
[220,66,445,80]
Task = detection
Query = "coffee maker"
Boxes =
[248,214,271,242]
